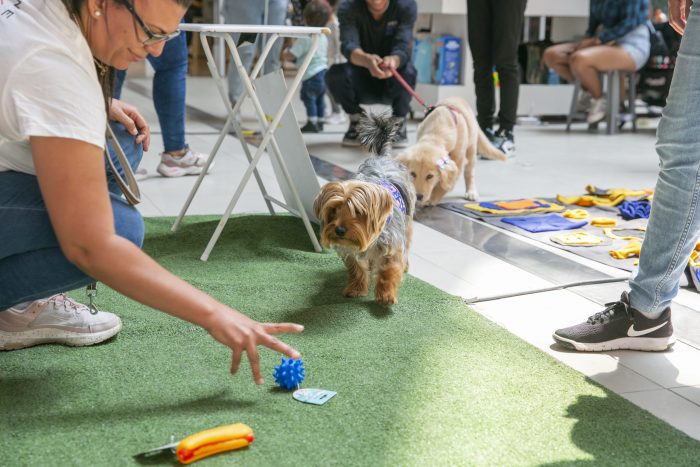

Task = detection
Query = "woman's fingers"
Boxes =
[231,347,243,375]
[246,344,263,385]
[669,0,688,34]
[123,107,151,151]
[261,323,304,335]
[259,333,301,360]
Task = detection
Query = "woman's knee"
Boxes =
[112,196,144,247]
[569,51,591,71]
[542,47,562,68]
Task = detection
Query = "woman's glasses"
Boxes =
[123,1,180,46]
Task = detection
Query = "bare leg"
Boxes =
[570,45,637,97]
[543,42,577,83]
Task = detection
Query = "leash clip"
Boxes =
[86,283,99,315]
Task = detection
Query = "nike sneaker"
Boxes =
[553,292,675,352]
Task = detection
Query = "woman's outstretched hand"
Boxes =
[204,308,303,384]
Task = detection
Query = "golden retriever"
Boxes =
[397,96,506,206]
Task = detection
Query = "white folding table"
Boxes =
[174,23,329,260]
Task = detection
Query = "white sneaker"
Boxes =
[587,97,607,124]
[325,112,347,125]
[0,294,122,350]
[575,90,592,112]
[156,148,211,178]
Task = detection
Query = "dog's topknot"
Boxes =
[357,112,401,156]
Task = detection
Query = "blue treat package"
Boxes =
[435,35,461,85]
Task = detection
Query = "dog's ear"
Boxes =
[395,151,409,166]
[438,158,460,191]
[314,182,344,222]
[367,184,394,236]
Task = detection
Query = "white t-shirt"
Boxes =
[0,0,106,174]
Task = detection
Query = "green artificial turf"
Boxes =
[2,215,700,466]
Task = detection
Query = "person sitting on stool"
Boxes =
[326,0,417,148]
[542,0,650,125]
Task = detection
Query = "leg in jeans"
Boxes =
[467,0,495,130]
[630,8,700,316]
[112,34,189,153]
[314,70,327,119]
[148,32,189,153]
[223,0,286,104]
[0,124,145,310]
[300,80,318,121]
[493,0,526,131]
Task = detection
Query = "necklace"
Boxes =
[93,57,108,77]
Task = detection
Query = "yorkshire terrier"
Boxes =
[313,113,416,305]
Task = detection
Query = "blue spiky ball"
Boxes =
[273,358,305,390]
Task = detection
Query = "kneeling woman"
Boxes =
[0,0,302,384]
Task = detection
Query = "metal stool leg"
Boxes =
[567,80,581,132]
[628,71,637,133]
[606,70,620,135]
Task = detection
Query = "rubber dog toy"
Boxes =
[273,357,305,390]
[177,423,254,464]
[134,423,254,464]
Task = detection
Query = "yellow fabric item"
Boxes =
[551,231,604,245]
[493,199,542,210]
[463,199,565,215]
[562,209,589,219]
[603,227,646,241]
[558,185,654,208]
[557,193,627,207]
[585,184,651,198]
[609,240,642,259]
[590,217,617,227]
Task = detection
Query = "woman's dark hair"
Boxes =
[60,0,192,111]
[303,0,332,27]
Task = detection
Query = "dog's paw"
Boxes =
[375,290,398,305]
[465,189,479,201]
[344,285,368,298]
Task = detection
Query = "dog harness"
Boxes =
[379,179,408,215]
[425,103,462,125]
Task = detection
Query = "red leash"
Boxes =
[384,65,432,111]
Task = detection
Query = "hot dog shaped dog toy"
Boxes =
[134,423,254,464]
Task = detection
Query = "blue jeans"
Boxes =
[0,124,145,310]
[630,9,700,314]
[301,70,326,119]
[222,0,287,104]
[114,31,189,153]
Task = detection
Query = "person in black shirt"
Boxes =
[467,0,527,158]
[326,0,417,147]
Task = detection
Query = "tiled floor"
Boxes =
[121,76,700,441]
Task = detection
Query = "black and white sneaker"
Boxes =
[553,292,675,352]
[393,118,408,148]
[342,120,362,147]
[495,128,516,158]
[483,127,497,144]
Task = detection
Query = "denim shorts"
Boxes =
[616,23,651,70]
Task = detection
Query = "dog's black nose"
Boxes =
[335,226,346,237]
[416,194,423,201]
